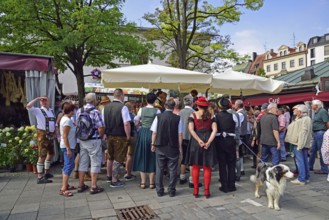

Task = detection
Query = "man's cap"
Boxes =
[261,103,269,110]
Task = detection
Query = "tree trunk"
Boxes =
[74,66,85,107]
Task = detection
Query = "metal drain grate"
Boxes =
[116,205,158,220]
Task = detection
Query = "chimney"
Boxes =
[252,52,257,61]
[270,49,274,53]
[301,67,316,81]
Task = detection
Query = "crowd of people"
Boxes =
[25,89,329,198]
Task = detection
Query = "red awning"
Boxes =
[0,53,52,72]
[243,91,329,106]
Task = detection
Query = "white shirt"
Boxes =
[150,110,183,133]
[60,116,77,149]
[227,109,240,128]
[134,105,161,122]
[112,99,131,123]
[236,109,245,126]
[28,106,56,132]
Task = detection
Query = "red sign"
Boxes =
[243,91,329,106]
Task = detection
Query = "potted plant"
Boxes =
[19,126,38,172]
[0,127,18,171]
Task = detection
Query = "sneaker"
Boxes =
[37,176,53,184]
[124,174,136,181]
[157,191,164,197]
[110,180,125,188]
[291,179,305,185]
[106,176,112,183]
[169,191,176,197]
[44,173,54,179]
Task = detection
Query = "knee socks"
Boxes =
[37,162,44,175]
[192,165,200,195]
[203,166,211,195]
[44,160,51,171]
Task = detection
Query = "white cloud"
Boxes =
[232,30,265,56]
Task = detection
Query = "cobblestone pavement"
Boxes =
[0,156,329,220]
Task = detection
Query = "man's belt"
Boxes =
[216,132,236,138]
[313,129,326,132]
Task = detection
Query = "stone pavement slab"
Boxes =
[1,157,329,219]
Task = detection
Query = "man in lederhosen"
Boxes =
[27,96,55,184]
[215,97,239,193]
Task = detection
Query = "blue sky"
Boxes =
[121,0,329,56]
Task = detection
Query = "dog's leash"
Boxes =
[240,141,267,164]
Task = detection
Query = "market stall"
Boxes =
[0,52,57,127]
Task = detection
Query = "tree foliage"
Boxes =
[257,67,266,77]
[0,0,156,104]
[143,0,263,72]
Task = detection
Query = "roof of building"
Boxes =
[274,61,329,86]
[307,33,329,48]
[232,61,251,72]
[248,53,266,74]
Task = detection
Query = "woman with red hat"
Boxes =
[187,96,217,198]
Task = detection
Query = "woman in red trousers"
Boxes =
[187,96,217,198]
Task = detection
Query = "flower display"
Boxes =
[0,125,38,168]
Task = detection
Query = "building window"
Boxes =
[266,65,270,72]
[324,45,329,56]
[326,35,329,41]
[311,60,315,65]
[299,58,304,66]
[310,48,315,58]
[274,63,278,71]
[284,50,287,55]
[280,51,283,56]
[290,60,295,68]
[313,38,318,44]
[282,62,286,70]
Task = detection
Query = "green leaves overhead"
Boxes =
[0,0,157,104]
[143,0,263,71]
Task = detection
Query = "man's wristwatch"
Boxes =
[151,143,155,146]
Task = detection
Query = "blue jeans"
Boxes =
[261,144,280,166]
[279,132,287,160]
[293,145,310,182]
[61,148,75,175]
[309,131,328,172]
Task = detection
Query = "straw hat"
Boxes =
[100,96,111,104]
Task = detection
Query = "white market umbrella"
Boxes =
[101,63,212,92]
[210,69,285,96]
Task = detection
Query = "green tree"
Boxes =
[0,0,156,105]
[143,0,263,72]
[257,67,266,77]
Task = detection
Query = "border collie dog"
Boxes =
[250,163,294,211]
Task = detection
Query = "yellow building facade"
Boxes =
[264,42,307,77]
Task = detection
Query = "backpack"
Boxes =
[76,107,95,141]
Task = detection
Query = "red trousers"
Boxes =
[192,165,211,195]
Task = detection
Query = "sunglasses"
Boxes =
[40,99,48,102]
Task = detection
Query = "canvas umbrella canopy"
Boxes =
[101,63,212,92]
[210,69,285,96]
